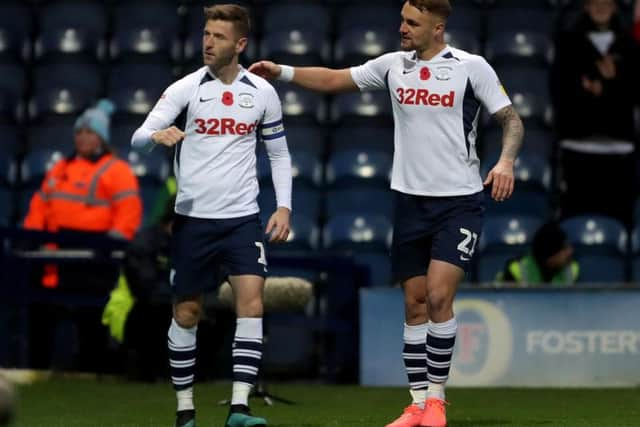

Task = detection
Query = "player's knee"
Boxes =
[237,297,263,317]
[173,306,201,328]
[427,292,452,317]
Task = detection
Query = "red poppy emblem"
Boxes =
[420,67,431,81]
[222,91,234,106]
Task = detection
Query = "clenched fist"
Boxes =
[152,126,185,147]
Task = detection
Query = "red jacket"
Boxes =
[23,153,142,287]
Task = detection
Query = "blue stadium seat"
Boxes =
[110,27,180,63]
[0,90,22,124]
[0,3,32,63]
[560,215,628,284]
[108,63,174,93]
[334,28,399,67]
[331,125,393,155]
[39,1,108,34]
[111,87,163,122]
[326,186,394,220]
[323,213,393,287]
[446,7,485,36]
[258,182,321,221]
[21,149,67,186]
[481,123,555,161]
[0,125,21,155]
[324,213,392,251]
[27,124,73,152]
[272,83,327,124]
[487,0,558,8]
[34,28,105,63]
[326,149,392,187]
[631,227,640,282]
[282,124,326,158]
[125,148,171,185]
[257,148,323,187]
[0,187,13,227]
[260,29,330,66]
[0,151,18,187]
[482,152,552,218]
[495,64,551,126]
[445,28,483,55]
[111,121,140,152]
[263,2,330,34]
[113,2,179,35]
[487,8,554,34]
[485,30,553,66]
[0,63,26,101]
[331,92,393,125]
[33,63,103,97]
[27,88,92,124]
[476,215,543,282]
[336,4,399,33]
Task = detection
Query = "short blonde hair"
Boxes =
[408,0,452,19]
[204,4,251,38]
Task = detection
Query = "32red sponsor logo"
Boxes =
[396,88,455,107]
[194,118,259,135]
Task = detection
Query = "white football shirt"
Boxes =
[351,46,512,196]
[132,66,292,219]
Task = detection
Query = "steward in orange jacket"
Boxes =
[23,99,142,288]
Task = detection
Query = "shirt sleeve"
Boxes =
[131,75,192,150]
[467,56,512,115]
[260,85,292,211]
[350,52,399,91]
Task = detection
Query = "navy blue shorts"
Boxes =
[170,213,267,296]
[391,191,484,283]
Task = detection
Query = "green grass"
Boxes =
[12,379,640,426]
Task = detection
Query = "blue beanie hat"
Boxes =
[74,99,115,144]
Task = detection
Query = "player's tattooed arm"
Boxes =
[493,105,524,162]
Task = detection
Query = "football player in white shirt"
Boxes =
[250,1,523,426]
[132,5,291,427]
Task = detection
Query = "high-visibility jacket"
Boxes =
[23,152,142,287]
[496,255,579,287]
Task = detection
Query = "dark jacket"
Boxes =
[550,13,640,142]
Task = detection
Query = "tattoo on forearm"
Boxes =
[493,105,524,161]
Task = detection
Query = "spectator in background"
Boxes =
[551,0,640,228]
[496,221,579,286]
[23,99,142,372]
[102,197,174,382]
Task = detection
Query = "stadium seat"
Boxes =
[258,182,321,221]
[323,213,393,287]
[108,63,175,94]
[27,124,74,152]
[0,151,18,187]
[445,28,483,55]
[336,4,399,34]
[111,121,140,153]
[126,148,171,185]
[39,1,108,34]
[21,149,67,186]
[110,27,180,63]
[0,187,13,227]
[263,2,330,34]
[34,28,105,63]
[487,8,554,34]
[272,83,327,124]
[485,29,553,66]
[494,64,552,126]
[446,7,485,37]
[331,91,393,125]
[0,63,26,102]
[482,152,552,218]
[560,215,628,284]
[331,125,393,155]
[260,29,330,66]
[476,215,543,282]
[111,87,163,123]
[27,88,92,124]
[0,91,22,124]
[257,148,323,188]
[325,148,392,188]
[334,28,399,67]
[326,186,394,220]
[0,125,21,155]
[0,2,31,63]
[481,123,555,161]
[281,124,326,158]
[487,0,558,8]
[33,63,103,98]
[113,2,179,35]
[631,227,640,281]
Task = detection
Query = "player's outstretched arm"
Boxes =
[249,60,358,93]
[483,105,524,202]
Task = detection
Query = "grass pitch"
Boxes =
[13,378,640,426]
